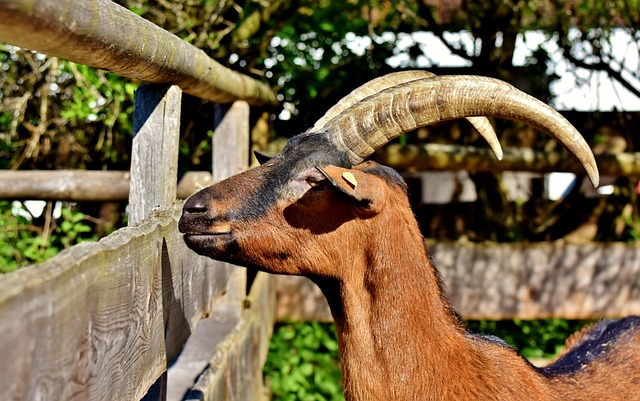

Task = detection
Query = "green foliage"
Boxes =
[56,62,136,167]
[0,48,135,272]
[262,0,398,125]
[57,208,96,248]
[265,322,344,401]
[0,45,136,170]
[264,319,593,399]
[0,201,98,273]
[467,318,592,359]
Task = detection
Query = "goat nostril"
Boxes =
[185,199,209,214]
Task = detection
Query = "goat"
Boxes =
[179,71,639,400]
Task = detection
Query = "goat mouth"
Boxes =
[183,224,233,241]
[183,231,232,240]
[182,231,234,254]
[179,222,232,237]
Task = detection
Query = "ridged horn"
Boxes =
[314,71,503,160]
[321,73,599,187]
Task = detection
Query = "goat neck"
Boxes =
[310,164,551,401]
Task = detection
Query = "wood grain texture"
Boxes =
[0,0,277,105]
[163,268,248,401]
[130,85,181,226]
[184,272,276,401]
[213,102,250,184]
[0,205,234,401]
[166,307,239,401]
[432,240,640,320]
[0,170,212,201]
[276,241,640,321]
[162,99,254,401]
[0,170,130,201]
[177,172,214,200]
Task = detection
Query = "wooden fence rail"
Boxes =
[0,170,213,201]
[374,143,640,175]
[0,0,279,396]
[0,205,232,400]
[0,81,276,401]
[0,0,277,106]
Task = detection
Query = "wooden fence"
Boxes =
[0,1,276,400]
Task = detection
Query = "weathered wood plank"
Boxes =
[130,85,182,226]
[166,308,239,401]
[276,241,640,321]
[0,170,212,201]
[0,0,277,106]
[277,275,332,322]
[433,240,640,320]
[176,172,214,200]
[184,272,276,401]
[0,170,130,201]
[165,270,247,401]
[213,102,250,183]
[0,205,233,401]
[5,141,640,202]
[210,100,251,308]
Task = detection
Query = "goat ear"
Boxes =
[254,150,273,165]
[316,165,387,215]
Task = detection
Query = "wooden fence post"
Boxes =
[130,84,181,401]
[213,101,250,183]
[129,84,182,226]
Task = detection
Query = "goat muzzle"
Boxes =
[179,194,231,236]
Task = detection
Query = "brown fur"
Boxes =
[180,160,640,401]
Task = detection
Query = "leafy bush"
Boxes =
[264,319,593,400]
[0,201,98,273]
[265,322,344,401]
[466,318,592,359]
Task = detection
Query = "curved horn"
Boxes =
[321,74,599,187]
[314,71,503,160]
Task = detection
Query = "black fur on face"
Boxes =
[229,131,351,222]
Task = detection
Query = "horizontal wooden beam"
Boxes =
[0,170,131,201]
[0,204,239,401]
[276,240,640,321]
[373,143,640,176]
[0,0,277,106]
[0,170,212,201]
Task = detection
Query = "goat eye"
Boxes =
[306,178,326,189]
